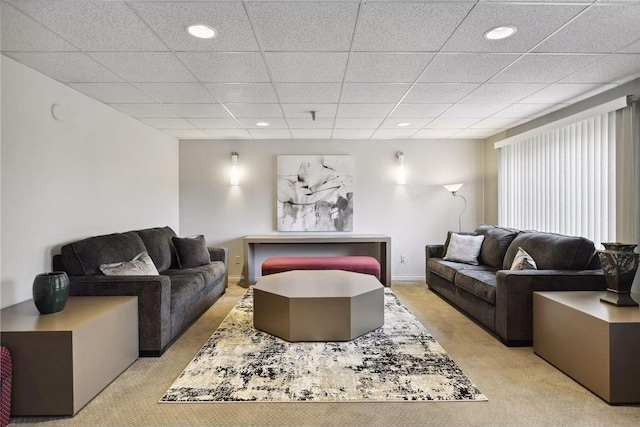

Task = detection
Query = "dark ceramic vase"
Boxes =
[33,272,70,314]
[597,243,639,307]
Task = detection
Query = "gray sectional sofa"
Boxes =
[53,226,227,356]
[425,225,606,346]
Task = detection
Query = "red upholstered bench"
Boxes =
[261,256,381,281]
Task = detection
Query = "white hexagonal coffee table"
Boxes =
[253,270,384,342]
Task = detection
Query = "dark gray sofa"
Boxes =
[425,225,606,346]
[52,226,227,356]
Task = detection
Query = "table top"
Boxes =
[535,291,640,323]
[0,296,138,332]
[254,270,382,298]
[244,234,390,243]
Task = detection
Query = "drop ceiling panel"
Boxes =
[130,1,259,51]
[110,103,178,118]
[248,2,359,51]
[205,83,278,103]
[453,128,500,139]
[237,118,288,129]
[167,104,231,118]
[265,52,348,83]
[441,3,587,53]
[337,104,396,118]
[89,52,196,82]
[490,54,603,83]
[176,52,270,82]
[68,83,156,103]
[354,2,473,51]
[390,104,451,118]
[6,52,123,83]
[345,53,434,83]
[8,0,167,51]
[139,118,196,129]
[459,83,547,104]
[281,104,338,118]
[136,83,218,103]
[561,54,640,83]
[340,83,411,103]
[189,118,241,129]
[534,4,640,53]
[419,54,520,83]
[2,0,639,141]
[225,103,284,118]
[331,129,376,139]
[0,2,77,51]
[276,83,342,103]
[334,118,383,129]
[291,129,333,139]
[286,118,335,129]
[403,83,480,104]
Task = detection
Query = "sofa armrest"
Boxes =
[425,245,445,285]
[68,275,172,356]
[495,269,606,345]
[208,247,229,289]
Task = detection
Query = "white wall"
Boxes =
[1,56,180,308]
[179,139,485,281]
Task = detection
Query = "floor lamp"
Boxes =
[443,183,467,232]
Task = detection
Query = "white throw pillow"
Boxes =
[510,247,537,270]
[100,252,159,276]
[443,233,485,265]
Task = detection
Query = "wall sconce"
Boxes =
[230,152,239,186]
[443,183,466,231]
[396,151,406,185]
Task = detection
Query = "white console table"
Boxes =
[243,234,391,286]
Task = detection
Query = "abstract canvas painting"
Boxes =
[277,155,353,231]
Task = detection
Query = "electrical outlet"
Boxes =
[235,255,241,264]
[400,255,406,264]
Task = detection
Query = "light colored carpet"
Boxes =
[161,288,486,403]
[9,281,640,426]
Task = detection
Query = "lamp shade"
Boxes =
[443,183,463,193]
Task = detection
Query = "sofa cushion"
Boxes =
[503,231,598,270]
[455,270,497,305]
[135,227,177,272]
[444,233,485,265]
[99,252,159,276]
[443,231,477,256]
[172,235,210,269]
[510,247,537,270]
[428,258,494,282]
[60,232,147,276]
[475,225,520,269]
[163,270,206,309]
[187,261,226,286]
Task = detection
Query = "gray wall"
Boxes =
[1,56,180,308]
[179,138,486,281]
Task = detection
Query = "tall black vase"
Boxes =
[598,243,639,307]
[33,272,70,314]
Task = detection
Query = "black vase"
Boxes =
[33,272,70,314]
[597,243,639,307]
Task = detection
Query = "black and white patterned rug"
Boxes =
[160,288,487,403]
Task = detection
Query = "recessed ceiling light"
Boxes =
[396,122,411,127]
[256,122,270,127]
[484,26,517,41]
[186,24,217,39]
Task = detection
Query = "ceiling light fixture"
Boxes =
[186,24,217,39]
[255,122,270,127]
[396,122,411,127]
[484,26,517,40]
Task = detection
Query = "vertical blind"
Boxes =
[498,111,616,248]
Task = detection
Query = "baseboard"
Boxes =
[392,275,426,283]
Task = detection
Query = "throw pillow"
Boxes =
[510,247,538,270]
[443,233,485,265]
[172,235,210,269]
[100,252,159,276]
